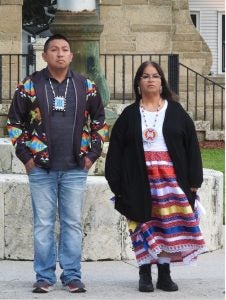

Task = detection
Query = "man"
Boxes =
[7,34,108,293]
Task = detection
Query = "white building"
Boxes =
[189,0,225,74]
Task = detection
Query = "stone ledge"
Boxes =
[205,130,225,141]
[0,175,133,261]
[0,170,224,260]
[0,138,109,176]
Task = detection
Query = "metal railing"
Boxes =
[100,53,225,130]
[0,53,224,130]
[179,63,225,130]
[100,54,179,102]
[0,54,36,103]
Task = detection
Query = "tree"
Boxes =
[22,0,55,26]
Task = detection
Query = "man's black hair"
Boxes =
[44,34,71,52]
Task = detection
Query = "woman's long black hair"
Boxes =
[133,61,178,103]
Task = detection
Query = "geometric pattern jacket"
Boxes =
[7,68,109,169]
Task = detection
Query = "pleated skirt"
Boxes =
[128,151,207,266]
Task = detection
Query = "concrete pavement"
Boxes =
[0,248,224,300]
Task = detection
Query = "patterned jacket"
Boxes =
[7,68,108,169]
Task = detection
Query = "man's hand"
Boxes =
[25,158,35,174]
[84,157,93,170]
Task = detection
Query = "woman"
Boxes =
[105,61,206,293]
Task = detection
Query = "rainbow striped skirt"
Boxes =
[128,151,207,266]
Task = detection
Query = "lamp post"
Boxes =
[50,0,110,107]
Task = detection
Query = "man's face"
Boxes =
[42,39,73,70]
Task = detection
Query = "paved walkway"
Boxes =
[0,249,224,300]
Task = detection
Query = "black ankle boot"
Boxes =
[157,263,178,291]
[139,264,154,292]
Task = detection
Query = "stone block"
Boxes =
[0,138,12,173]
[173,41,202,52]
[149,0,171,5]
[0,138,25,174]
[0,104,11,115]
[172,0,189,10]
[107,103,129,116]
[0,182,4,259]
[121,217,134,260]
[106,42,136,52]
[174,10,192,25]
[131,24,171,32]
[205,131,225,141]
[199,169,224,251]
[0,0,23,4]
[100,6,130,35]
[194,120,211,132]
[172,33,202,41]
[0,168,224,260]
[1,175,124,260]
[174,24,198,34]
[136,32,172,53]
[103,34,136,42]
[124,0,148,4]
[0,7,21,32]
[125,5,171,25]
[0,115,7,129]
[100,0,122,5]
[3,175,33,259]
[89,142,109,176]
[82,177,122,261]
[0,129,4,138]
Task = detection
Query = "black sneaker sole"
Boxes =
[32,287,49,293]
[69,287,86,293]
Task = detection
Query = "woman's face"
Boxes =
[139,64,162,97]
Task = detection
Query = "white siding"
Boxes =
[189,0,224,10]
[189,0,224,74]
[200,11,218,73]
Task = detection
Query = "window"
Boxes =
[190,11,200,30]
[218,12,225,73]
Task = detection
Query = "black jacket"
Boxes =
[105,100,203,222]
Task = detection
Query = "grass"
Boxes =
[201,148,225,173]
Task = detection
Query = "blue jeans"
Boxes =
[28,167,88,285]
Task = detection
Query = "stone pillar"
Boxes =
[0,0,23,53]
[50,2,110,107]
[32,38,48,71]
[99,0,212,75]
[171,0,212,74]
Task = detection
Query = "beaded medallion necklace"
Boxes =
[140,100,162,143]
[49,78,69,112]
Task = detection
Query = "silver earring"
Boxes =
[138,86,141,95]
[160,86,163,94]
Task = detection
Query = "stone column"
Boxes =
[33,38,48,71]
[172,0,212,74]
[50,1,110,107]
[0,0,23,53]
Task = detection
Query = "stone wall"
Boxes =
[99,0,212,75]
[0,138,224,260]
[0,0,23,54]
